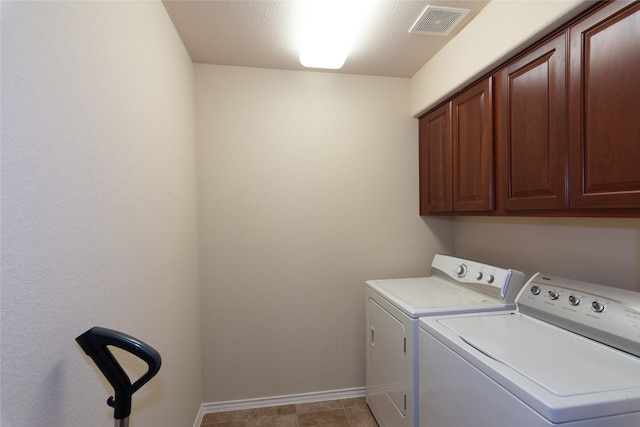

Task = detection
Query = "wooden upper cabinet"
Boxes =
[452,77,494,212]
[419,103,452,214]
[418,0,639,216]
[495,32,569,211]
[419,78,493,215]
[569,1,640,209]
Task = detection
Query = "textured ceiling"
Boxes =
[162,0,489,78]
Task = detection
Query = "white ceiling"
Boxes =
[162,0,489,78]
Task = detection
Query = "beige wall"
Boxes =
[195,64,453,402]
[1,2,201,426]
[454,217,640,292]
[410,0,593,117]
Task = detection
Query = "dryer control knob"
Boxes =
[476,272,483,281]
[530,285,541,295]
[456,264,467,278]
[591,301,605,313]
[568,295,580,306]
[486,274,495,284]
[548,290,560,300]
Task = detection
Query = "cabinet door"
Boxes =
[452,78,494,212]
[495,32,568,211]
[569,1,640,208]
[419,103,452,214]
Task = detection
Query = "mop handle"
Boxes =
[76,327,162,422]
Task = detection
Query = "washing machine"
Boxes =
[418,273,640,427]
[365,254,525,427]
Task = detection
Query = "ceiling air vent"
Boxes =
[409,5,470,36]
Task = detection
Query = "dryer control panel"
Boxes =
[517,273,640,357]
[430,254,525,303]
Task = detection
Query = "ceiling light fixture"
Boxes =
[299,0,371,70]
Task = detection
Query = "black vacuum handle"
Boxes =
[76,327,161,420]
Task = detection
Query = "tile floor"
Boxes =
[200,397,379,427]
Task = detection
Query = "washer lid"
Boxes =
[432,313,640,422]
[366,277,507,318]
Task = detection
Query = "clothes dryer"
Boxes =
[418,273,640,427]
[365,254,525,427]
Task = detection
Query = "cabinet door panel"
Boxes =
[569,1,640,208]
[452,78,494,211]
[496,32,568,210]
[419,103,452,214]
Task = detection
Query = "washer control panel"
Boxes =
[527,283,609,313]
[517,273,640,357]
[430,254,525,302]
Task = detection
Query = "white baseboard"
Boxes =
[193,387,366,427]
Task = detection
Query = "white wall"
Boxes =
[1,2,201,426]
[195,64,453,402]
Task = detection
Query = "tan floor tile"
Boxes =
[202,409,250,424]
[298,409,350,427]
[201,420,247,427]
[296,399,343,413]
[201,398,380,427]
[345,406,378,427]
[247,413,298,427]
[250,404,297,417]
[340,397,366,408]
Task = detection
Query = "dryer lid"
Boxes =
[366,276,508,318]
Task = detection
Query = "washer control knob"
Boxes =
[568,295,580,306]
[530,285,541,295]
[591,301,606,313]
[486,274,495,284]
[456,264,467,278]
[548,290,560,300]
[476,272,483,281]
